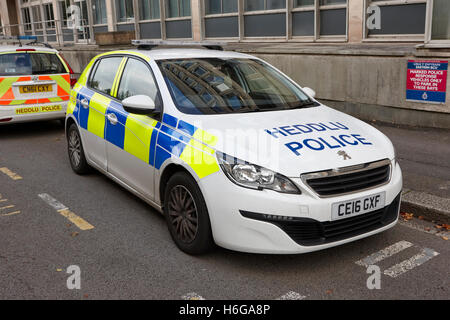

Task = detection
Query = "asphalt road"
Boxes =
[0,120,449,300]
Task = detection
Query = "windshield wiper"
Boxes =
[291,99,319,109]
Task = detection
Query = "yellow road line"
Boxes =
[57,209,94,231]
[0,205,14,211]
[0,199,8,203]
[0,167,23,180]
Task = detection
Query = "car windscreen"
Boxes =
[157,58,318,115]
[0,52,66,76]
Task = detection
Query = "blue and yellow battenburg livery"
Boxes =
[67,51,220,179]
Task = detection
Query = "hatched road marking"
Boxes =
[383,247,440,278]
[355,240,413,267]
[355,240,440,278]
[182,292,206,300]
[276,291,307,300]
[0,194,21,217]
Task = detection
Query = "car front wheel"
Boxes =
[164,172,214,255]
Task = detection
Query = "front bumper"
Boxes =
[0,102,67,124]
[199,160,402,254]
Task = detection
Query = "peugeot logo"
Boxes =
[338,150,351,160]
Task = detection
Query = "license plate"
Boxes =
[19,85,53,94]
[15,105,62,115]
[331,192,386,221]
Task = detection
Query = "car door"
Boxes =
[105,57,162,201]
[77,56,124,171]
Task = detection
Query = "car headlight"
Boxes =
[216,151,301,194]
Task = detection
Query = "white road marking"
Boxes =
[355,240,413,267]
[38,193,68,211]
[276,291,307,300]
[383,248,440,278]
[38,193,94,230]
[182,292,206,300]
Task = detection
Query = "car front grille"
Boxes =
[302,159,391,197]
[240,192,401,247]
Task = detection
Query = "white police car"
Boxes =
[0,36,76,124]
[66,41,402,254]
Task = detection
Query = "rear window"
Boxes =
[0,52,67,76]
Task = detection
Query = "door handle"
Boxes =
[107,113,118,125]
[81,98,89,109]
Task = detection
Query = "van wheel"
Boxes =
[67,123,90,174]
[164,172,214,255]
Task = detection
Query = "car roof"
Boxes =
[0,45,58,53]
[114,48,256,61]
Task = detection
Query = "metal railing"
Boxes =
[0,19,94,47]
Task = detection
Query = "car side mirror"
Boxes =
[302,87,316,99]
[122,95,156,115]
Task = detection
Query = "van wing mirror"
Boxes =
[122,95,156,115]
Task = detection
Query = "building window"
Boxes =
[205,0,238,14]
[44,3,55,29]
[31,6,42,30]
[59,0,70,27]
[93,0,107,25]
[166,0,191,18]
[22,8,32,31]
[294,0,314,7]
[431,0,450,41]
[320,0,346,4]
[116,0,135,23]
[244,0,286,12]
[140,0,160,20]
[365,0,426,38]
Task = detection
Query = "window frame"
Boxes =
[92,0,108,26]
[362,0,427,43]
[87,55,164,115]
[87,55,125,98]
[115,0,135,24]
[139,0,161,22]
[115,56,162,107]
[424,0,450,47]
[201,0,348,42]
[165,0,192,19]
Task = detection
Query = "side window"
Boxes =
[89,57,123,96]
[117,58,159,103]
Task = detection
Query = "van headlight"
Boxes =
[216,152,301,194]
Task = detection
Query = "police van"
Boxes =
[0,36,75,124]
[66,40,402,254]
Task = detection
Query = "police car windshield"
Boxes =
[157,58,318,115]
[0,52,66,76]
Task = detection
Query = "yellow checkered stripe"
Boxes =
[179,129,220,179]
[124,114,158,163]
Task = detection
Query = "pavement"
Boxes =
[0,120,449,300]
[370,122,450,224]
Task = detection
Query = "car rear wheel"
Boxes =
[164,172,214,255]
[67,123,90,174]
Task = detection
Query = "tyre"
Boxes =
[164,172,214,255]
[67,123,91,174]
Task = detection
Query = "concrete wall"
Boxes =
[254,52,450,128]
[59,44,450,129]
